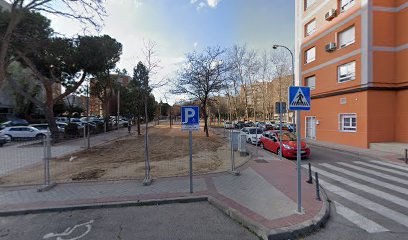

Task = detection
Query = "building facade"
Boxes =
[295,0,408,148]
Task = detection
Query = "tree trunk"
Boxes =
[144,94,150,179]
[44,83,60,143]
[137,115,141,135]
[201,102,209,137]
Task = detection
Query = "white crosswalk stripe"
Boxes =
[337,162,408,185]
[319,163,408,195]
[307,165,408,208]
[369,160,408,172]
[333,201,389,233]
[318,179,408,228]
[303,160,408,234]
[354,161,408,176]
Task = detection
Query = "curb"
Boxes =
[0,196,208,217]
[208,195,330,240]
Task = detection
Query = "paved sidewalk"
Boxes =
[306,139,408,166]
[0,150,328,239]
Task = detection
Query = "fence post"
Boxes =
[315,172,321,201]
[45,134,51,186]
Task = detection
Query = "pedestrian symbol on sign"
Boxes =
[290,88,310,107]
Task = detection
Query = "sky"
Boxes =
[48,0,295,103]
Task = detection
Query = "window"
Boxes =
[338,26,355,48]
[339,114,356,132]
[305,0,316,10]
[340,0,355,12]
[305,76,316,90]
[305,47,316,63]
[338,61,356,82]
[305,19,316,37]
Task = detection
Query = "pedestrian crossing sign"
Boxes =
[288,86,311,111]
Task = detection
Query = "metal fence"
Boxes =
[0,121,250,188]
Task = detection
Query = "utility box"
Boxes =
[229,130,240,151]
[238,134,247,154]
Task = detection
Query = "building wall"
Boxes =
[301,91,368,148]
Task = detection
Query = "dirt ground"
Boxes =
[0,125,249,186]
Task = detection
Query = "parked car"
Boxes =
[30,123,65,133]
[0,119,29,130]
[261,124,274,131]
[0,135,10,147]
[240,127,263,145]
[234,121,245,129]
[0,126,49,140]
[224,121,234,129]
[258,130,310,159]
[55,117,69,123]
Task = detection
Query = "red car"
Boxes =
[258,130,310,159]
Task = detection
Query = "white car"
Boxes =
[0,126,49,140]
[224,121,234,129]
[240,127,263,145]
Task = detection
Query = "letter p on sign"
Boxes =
[181,106,199,131]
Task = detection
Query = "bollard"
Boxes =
[306,163,313,184]
[315,172,321,201]
[405,149,407,164]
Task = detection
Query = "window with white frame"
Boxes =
[338,61,356,82]
[305,19,316,37]
[305,0,316,10]
[305,47,316,63]
[305,76,316,90]
[338,26,355,48]
[341,0,355,12]
[339,114,356,132]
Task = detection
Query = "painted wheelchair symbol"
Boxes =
[43,220,94,240]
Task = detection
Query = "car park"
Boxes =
[240,127,263,145]
[30,123,65,133]
[0,126,49,141]
[258,130,310,159]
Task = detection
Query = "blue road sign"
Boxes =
[181,106,200,131]
[288,86,311,111]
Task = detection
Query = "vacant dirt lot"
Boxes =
[0,125,249,185]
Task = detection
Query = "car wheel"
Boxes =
[247,138,251,143]
[5,134,12,142]
[260,143,264,149]
[35,134,45,140]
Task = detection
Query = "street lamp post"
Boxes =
[272,44,296,133]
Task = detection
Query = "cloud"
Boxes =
[206,0,221,8]
[193,42,198,48]
[197,2,206,10]
[190,0,198,3]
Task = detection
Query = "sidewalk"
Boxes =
[306,139,408,166]
[0,149,328,240]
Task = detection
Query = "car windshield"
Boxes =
[278,132,297,141]
[249,128,263,134]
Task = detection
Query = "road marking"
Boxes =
[354,161,408,176]
[319,163,408,195]
[43,220,94,240]
[307,165,408,208]
[369,160,408,172]
[319,179,408,228]
[337,162,408,186]
[334,201,389,233]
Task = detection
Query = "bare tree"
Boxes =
[258,50,272,121]
[0,0,107,89]
[172,46,229,137]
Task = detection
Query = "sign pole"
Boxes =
[189,130,193,193]
[296,110,302,213]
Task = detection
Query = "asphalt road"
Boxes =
[0,202,258,240]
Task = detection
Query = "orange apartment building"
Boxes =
[295,0,408,148]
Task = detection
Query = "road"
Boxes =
[0,202,258,240]
[303,145,408,240]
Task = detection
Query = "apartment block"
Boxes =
[295,0,408,148]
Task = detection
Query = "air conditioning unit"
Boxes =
[325,42,336,52]
[325,9,337,21]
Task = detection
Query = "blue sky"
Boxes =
[49,0,295,102]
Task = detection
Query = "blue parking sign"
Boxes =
[181,106,200,131]
[288,86,311,111]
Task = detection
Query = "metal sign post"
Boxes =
[181,106,200,194]
[288,86,311,214]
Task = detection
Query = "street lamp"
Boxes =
[272,44,296,133]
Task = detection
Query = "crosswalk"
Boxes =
[302,160,408,234]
